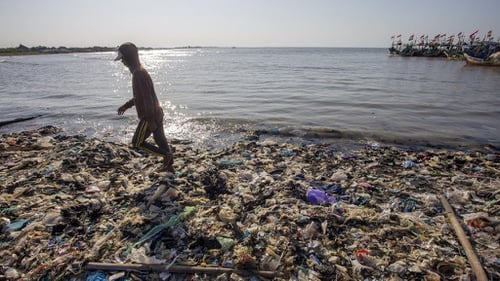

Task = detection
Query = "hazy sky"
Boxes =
[1,0,499,48]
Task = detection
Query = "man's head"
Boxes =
[114,42,140,67]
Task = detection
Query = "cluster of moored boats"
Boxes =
[388,30,500,66]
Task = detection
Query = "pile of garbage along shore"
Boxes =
[1,126,498,281]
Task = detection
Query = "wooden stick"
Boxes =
[86,262,280,278]
[439,195,488,281]
[0,115,42,127]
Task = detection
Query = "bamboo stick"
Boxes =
[0,115,42,127]
[439,195,488,281]
[86,262,280,278]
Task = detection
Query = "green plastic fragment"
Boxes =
[131,206,196,249]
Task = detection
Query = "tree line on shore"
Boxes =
[0,44,119,56]
[0,44,203,56]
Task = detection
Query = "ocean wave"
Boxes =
[178,117,499,150]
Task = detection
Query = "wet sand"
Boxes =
[1,126,498,280]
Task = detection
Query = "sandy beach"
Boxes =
[1,126,498,280]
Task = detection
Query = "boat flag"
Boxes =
[487,30,493,40]
[408,34,414,41]
[469,30,479,39]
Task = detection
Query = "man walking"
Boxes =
[115,42,174,173]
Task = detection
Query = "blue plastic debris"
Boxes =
[86,272,108,281]
[6,218,31,232]
[403,160,415,169]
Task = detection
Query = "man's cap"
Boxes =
[114,42,138,61]
[114,51,123,61]
[115,51,123,60]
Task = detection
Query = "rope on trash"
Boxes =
[439,195,488,281]
[85,262,281,278]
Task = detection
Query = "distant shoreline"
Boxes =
[0,44,208,56]
[0,44,121,56]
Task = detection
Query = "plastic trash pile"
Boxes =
[1,126,498,280]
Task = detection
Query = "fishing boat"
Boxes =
[388,46,400,55]
[464,52,500,66]
[388,31,499,60]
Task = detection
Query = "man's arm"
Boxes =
[118,98,135,115]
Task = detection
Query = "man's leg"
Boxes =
[152,120,175,173]
[132,120,150,150]
[132,119,174,172]
[132,120,166,157]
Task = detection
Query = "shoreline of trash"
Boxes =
[1,126,498,280]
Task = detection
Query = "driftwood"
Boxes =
[86,262,281,278]
[439,195,488,281]
[0,115,42,127]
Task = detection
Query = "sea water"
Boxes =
[0,48,499,149]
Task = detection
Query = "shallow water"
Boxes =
[0,48,499,149]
